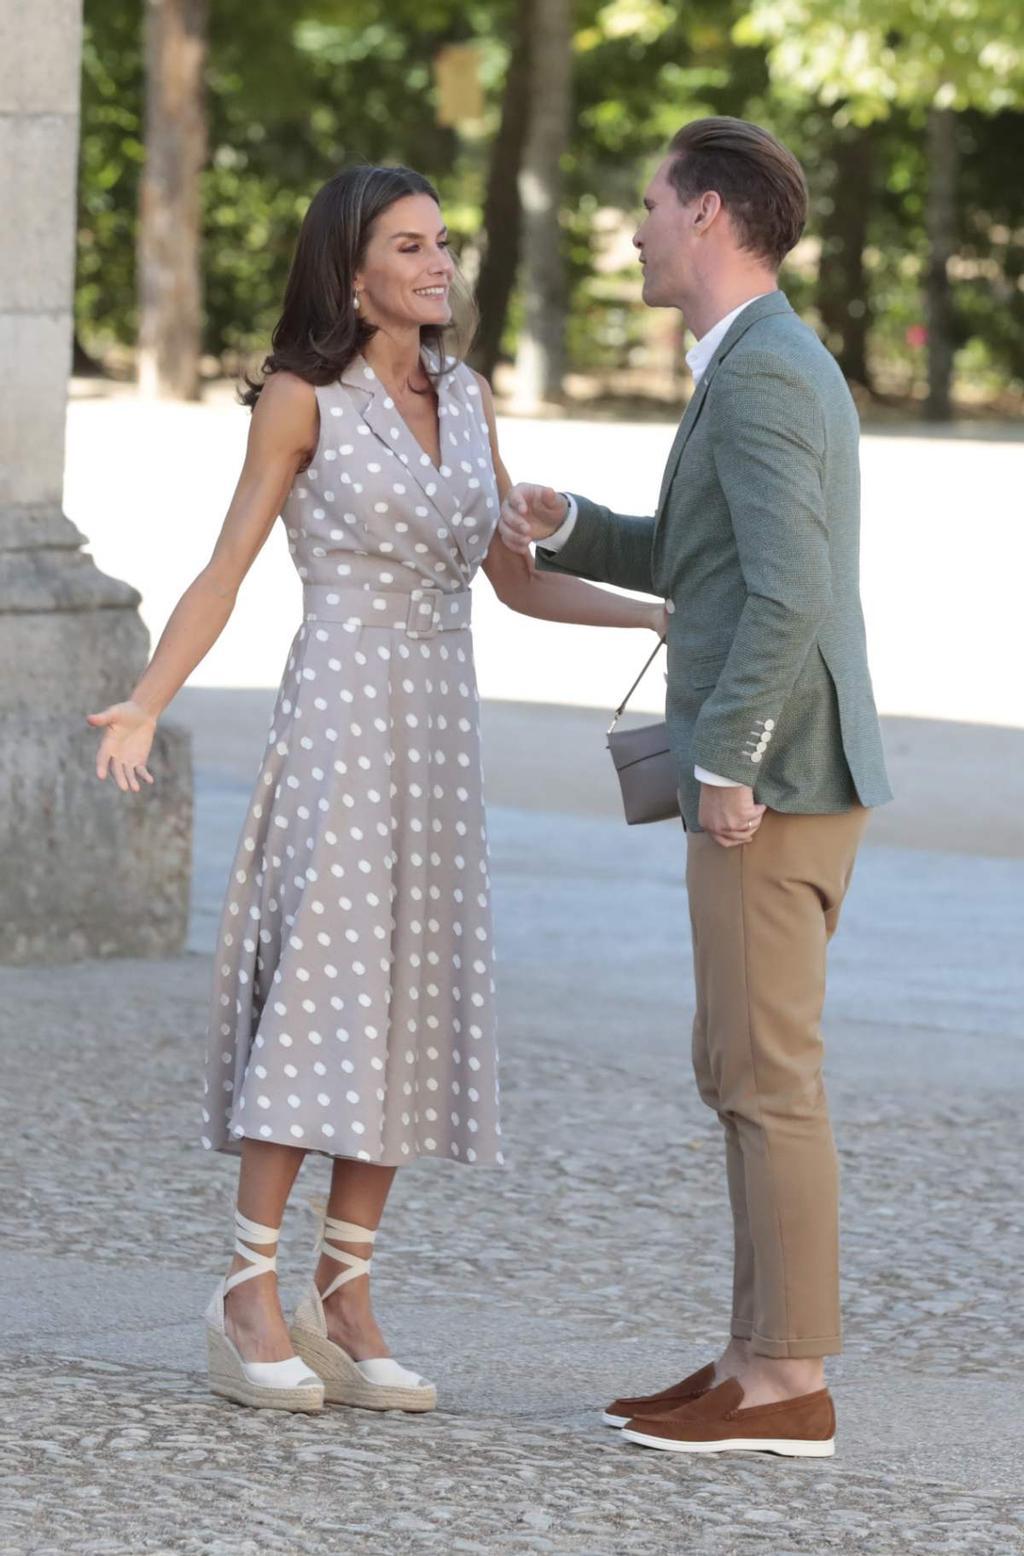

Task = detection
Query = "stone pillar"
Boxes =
[0,0,193,964]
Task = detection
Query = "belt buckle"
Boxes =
[407,588,441,639]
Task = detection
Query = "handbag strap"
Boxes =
[608,636,666,735]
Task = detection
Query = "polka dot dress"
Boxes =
[200,348,504,1167]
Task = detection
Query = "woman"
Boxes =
[89,165,666,1415]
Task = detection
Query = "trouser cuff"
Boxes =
[751,1329,842,1359]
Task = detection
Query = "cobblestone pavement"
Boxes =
[3,790,1022,1554]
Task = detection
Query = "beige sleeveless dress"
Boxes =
[201,349,504,1167]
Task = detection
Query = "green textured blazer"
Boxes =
[537,291,892,830]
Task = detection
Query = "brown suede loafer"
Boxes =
[602,1362,716,1428]
[621,1378,836,1456]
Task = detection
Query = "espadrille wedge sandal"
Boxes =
[290,1210,436,1413]
[205,1209,324,1412]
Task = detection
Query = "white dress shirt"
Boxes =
[542,295,769,789]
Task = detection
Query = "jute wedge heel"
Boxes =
[205,1209,324,1413]
[290,1210,436,1413]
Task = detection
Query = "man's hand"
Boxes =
[698,783,767,848]
[498,484,568,556]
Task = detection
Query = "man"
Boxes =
[499,117,891,1456]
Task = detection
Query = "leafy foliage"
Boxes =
[76,0,1024,402]
[737,0,1024,120]
[77,7,145,352]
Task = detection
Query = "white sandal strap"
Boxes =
[225,1209,282,1294]
[318,1212,377,1301]
[235,1211,280,1245]
[323,1214,376,1246]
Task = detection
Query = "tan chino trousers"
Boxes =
[686,806,868,1358]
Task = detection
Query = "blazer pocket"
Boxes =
[688,653,729,691]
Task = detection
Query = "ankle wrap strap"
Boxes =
[225,1209,281,1294]
[319,1212,377,1301]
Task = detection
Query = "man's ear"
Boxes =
[694,190,722,231]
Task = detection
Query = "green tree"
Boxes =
[77,6,144,363]
[78,0,492,366]
[77,0,1022,408]
[737,0,1024,416]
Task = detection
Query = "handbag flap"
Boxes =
[607,720,672,773]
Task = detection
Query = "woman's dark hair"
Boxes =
[667,118,808,270]
[241,164,475,409]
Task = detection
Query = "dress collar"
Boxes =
[336,347,488,570]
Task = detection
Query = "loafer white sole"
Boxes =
[621,1425,835,1456]
[601,1410,629,1428]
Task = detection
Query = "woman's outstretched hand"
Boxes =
[86,701,157,792]
[498,484,568,555]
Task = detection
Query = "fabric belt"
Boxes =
[302,584,472,640]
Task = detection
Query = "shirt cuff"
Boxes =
[537,494,578,553]
[695,766,743,788]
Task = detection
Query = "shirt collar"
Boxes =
[684,295,772,385]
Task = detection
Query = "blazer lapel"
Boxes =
[655,378,708,515]
[654,292,795,529]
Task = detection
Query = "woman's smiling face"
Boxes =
[354,194,455,331]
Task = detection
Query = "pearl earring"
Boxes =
[353,292,361,311]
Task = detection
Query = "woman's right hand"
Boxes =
[86,700,158,792]
[651,602,671,638]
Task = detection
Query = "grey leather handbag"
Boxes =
[607,637,680,824]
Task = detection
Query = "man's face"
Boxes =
[633,156,705,309]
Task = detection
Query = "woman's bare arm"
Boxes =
[87,372,317,790]
[475,373,665,633]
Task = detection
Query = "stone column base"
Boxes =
[0,526,194,965]
[0,714,192,964]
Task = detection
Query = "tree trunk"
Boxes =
[468,0,532,382]
[137,0,208,401]
[817,123,873,391]
[513,0,572,410]
[924,107,958,422]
